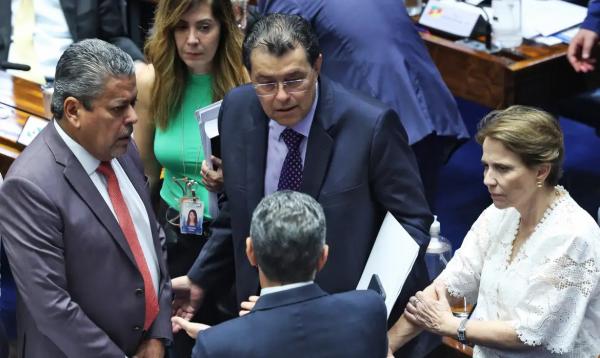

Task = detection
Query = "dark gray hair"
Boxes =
[242,13,320,72]
[52,39,135,119]
[250,191,326,284]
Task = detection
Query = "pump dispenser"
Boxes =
[425,215,453,280]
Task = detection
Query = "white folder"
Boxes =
[195,100,222,219]
[356,212,420,317]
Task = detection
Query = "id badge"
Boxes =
[179,198,204,235]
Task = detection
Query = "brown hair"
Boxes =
[476,105,564,186]
[145,0,249,129]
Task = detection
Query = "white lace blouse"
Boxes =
[438,187,600,357]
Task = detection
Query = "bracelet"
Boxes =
[457,317,469,344]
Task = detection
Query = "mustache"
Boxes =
[119,125,133,138]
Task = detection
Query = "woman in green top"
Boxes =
[134,0,248,353]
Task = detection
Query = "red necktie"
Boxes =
[97,161,159,330]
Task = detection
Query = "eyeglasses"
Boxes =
[253,76,312,97]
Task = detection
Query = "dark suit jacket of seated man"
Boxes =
[176,191,388,358]
[0,39,171,357]
[194,284,387,357]
[181,13,433,329]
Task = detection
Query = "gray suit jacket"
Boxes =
[0,0,143,63]
[0,123,171,357]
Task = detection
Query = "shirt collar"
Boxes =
[53,120,102,175]
[268,82,319,139]
[260,281,314,296]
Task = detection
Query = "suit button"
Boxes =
[133,325,142,332]
[135,288,144,296]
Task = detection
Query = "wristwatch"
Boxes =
[457,317,469,344]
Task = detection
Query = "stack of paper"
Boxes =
[521,0,587,39]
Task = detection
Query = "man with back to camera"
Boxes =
[0,39,171,357]
[172,191,389,357]
[172,13,433,341]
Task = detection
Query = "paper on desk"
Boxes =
[195,100,222,218]
[356,212,420,317]
[554,26,580,43]
[17,116,48,146]
[521,0,586,38]
[532,35,563,46]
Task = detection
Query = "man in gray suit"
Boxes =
[0,39,171,357]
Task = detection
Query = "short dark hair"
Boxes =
[242,13,320,72]
[476,105,564,186]
[250,191,326,284]
[52,39,134,119]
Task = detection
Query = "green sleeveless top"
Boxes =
[154,73,213,218]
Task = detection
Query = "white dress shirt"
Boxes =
[54,121,159,294]
[260,281,314,296]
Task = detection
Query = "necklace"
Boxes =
[509,186,566,265]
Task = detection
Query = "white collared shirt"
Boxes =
[260,281,314,296]
[8,0,73,80]
[54,121,160,294]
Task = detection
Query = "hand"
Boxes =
[567,28,599,72]
[201,156,224,192]
[387,346,395,358]
[133,338,164,358]
[239,295,259,316]
[171,317,210,339]
[171,276,205,333]
[404,285,459,337]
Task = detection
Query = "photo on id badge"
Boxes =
[180,199,204,235]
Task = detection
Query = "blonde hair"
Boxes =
[476,105,564,186]
[145,0,249,129]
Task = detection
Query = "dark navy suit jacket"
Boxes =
[258,0,469,147]
[188,77,432,324]
[193,284,388,358]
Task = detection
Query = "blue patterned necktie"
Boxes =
[277,128,304,191]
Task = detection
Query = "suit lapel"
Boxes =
[245,110,268,219]
[45,124,137,265]
[301,78,335,199]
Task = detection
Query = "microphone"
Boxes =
[0,61,31,71]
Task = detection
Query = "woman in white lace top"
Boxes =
[388,106,600,357]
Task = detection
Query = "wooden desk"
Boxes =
[0,71,47,119]
[420,31,593,109]
[0,71,49,175]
